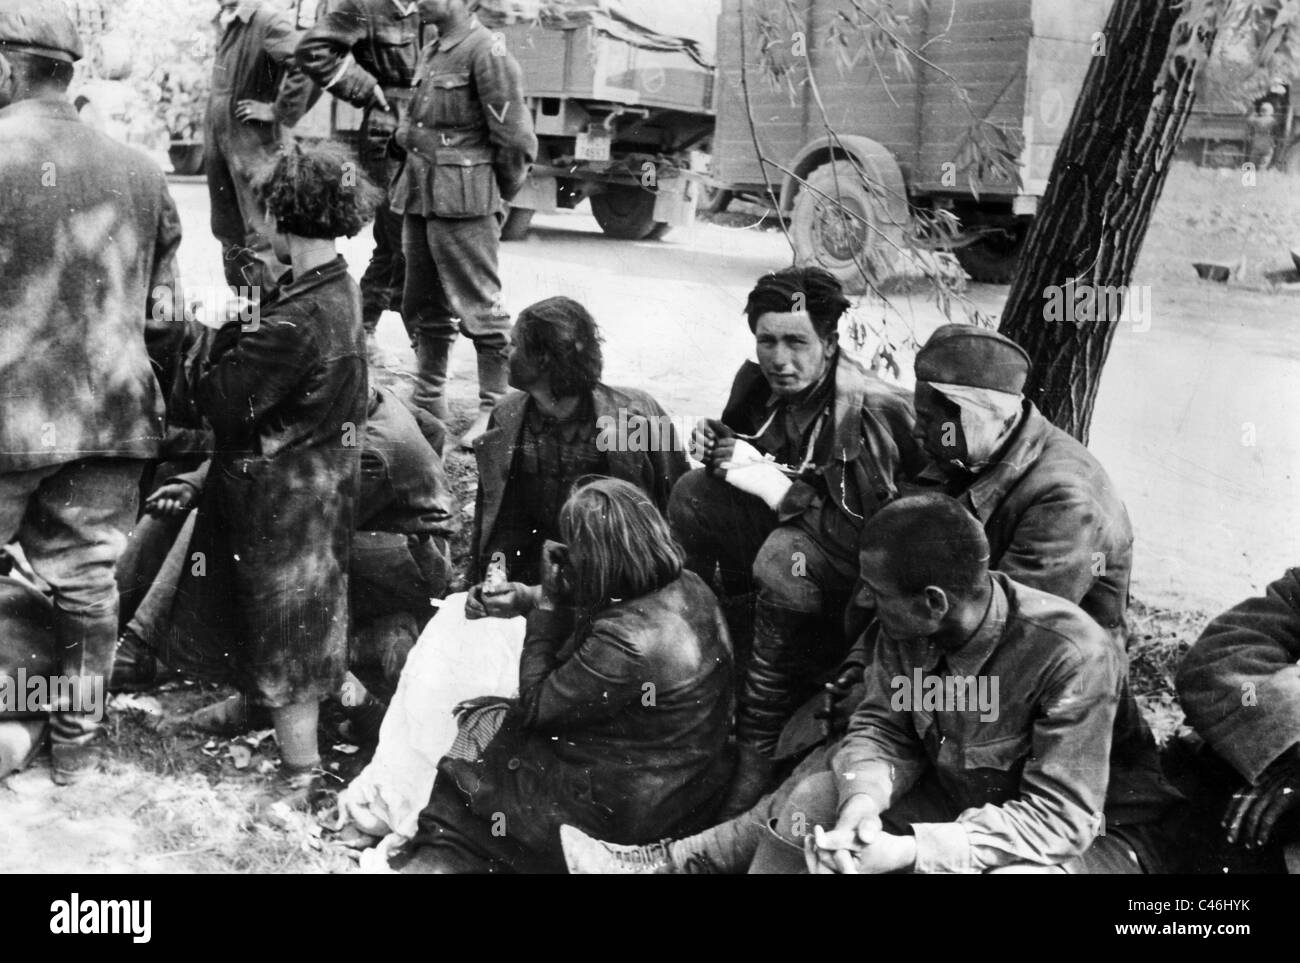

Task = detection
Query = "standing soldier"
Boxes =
[392,0,536,447]
[296,0,423,364]
[207,0,316,293]
[0,0,182,784]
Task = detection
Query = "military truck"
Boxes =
[711,0,1112,286]
[476,0,720,240]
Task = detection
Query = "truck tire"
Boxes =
[590,185,664,240]
[500,206,534,241]
[169,143,205,177]
[791,160,902,294]
[701,186,734,214]
[954,226,1026,284]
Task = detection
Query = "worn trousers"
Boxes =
[401,213,511,407]
[748,748,1160,874]
[669,468,857,710]
[205,119,285,294]
[668,469,858,613]
[0,458,144,745]
[123,517,447,706]
[360,201,407,335]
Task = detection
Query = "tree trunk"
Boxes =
[998,0,1221,443]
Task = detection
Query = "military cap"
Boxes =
[915,324,1031,393]
[0,0,84,64]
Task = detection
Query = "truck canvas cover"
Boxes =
[478,0,721,68]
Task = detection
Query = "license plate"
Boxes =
[575,130,612,161]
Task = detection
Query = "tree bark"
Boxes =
[998,0,1220,443]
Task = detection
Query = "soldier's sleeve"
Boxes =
[295,0,378,107]
[145,182,185,403]
[261,7,320,128]
[1177,569,1300,783]
[472,40,537,200]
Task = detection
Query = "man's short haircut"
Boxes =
[860,493,990,597]
[744,266,850,339]
[4,49,74,90]
[560,477,684,612]
[515,296,604,397]
[253,138,382,240]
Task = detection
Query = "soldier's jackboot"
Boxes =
[413,332,453,422]
[458,342,510,449]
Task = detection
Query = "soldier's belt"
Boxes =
[403,127,493,164]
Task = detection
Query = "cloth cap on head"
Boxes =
[0,0,84,63]
[915,324,1030,393]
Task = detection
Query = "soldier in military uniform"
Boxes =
[296,0,424,361]
[0,0,183,784]
[392,0,536,446]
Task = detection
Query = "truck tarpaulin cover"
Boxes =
[477,0,721,67]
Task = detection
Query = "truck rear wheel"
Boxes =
[791,160,901,294]
[500,206,534,241]
[590,185,665,240]
[701,186,733,214]
[169,143,205,177]
[954,224,1026,284]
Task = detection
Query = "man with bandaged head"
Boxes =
[900,324,1133,646]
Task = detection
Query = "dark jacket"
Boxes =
[913,402,1133,642]
[392,16,537,217]
[165,384,452,538]
[721,352,923,532]
[470,383,688,580]
[0,97,182,472]
[358,386,457,537]
[165,257,367,705]
[207,1,316,148]
[1177,568,1300,784]
[835,573,1179,873]
[295,0,422,102]
[439,569,735,853]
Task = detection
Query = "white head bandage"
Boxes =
[929,382,1023,471]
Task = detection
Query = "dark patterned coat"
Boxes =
[163,257,367,707]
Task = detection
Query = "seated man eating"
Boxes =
[564,493,1181,874]
[671,266,921,811]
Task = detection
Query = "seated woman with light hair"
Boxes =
[395,477,736,874]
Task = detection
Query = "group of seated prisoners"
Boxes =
[2,140,1296,875]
